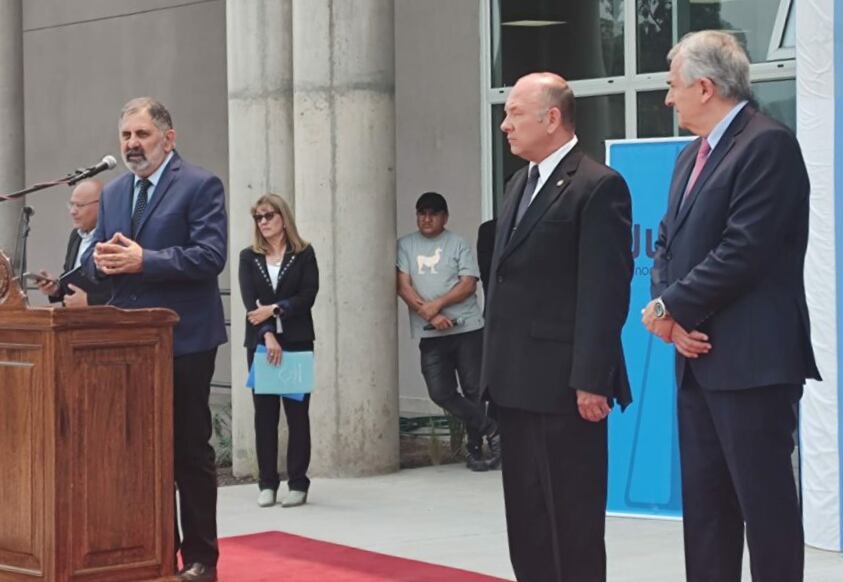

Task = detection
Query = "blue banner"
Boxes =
[606,138,692,518]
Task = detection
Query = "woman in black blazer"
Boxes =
[239,193,319,508]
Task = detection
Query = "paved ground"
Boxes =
[217,463,843,581]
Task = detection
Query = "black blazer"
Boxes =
[238,245,319,349]
[481,146,634,414]
[652,106,820,390]
[49,230,112,305]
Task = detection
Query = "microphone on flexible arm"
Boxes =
[67,155,117,186]
[0,155,119,204]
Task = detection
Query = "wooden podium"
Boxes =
[0,253,179,582]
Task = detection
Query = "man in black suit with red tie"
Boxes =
[642,31,820,582]
[481,72,633,582]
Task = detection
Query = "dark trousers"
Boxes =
[173,348,219,567]
[419,330,494,449]
[247,349,311,492]
[678,369,803,582]
[497,405,607,582]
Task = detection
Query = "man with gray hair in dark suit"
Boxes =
[643,31,820,582]
[84,97,227,582]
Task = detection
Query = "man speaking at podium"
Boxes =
[82,97,227,582]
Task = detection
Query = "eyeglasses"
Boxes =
[253,211,279,223]
[67,200,100,210]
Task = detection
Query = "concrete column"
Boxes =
[0,0,24,263]
[292,0,399,475]
[226,0,295,476]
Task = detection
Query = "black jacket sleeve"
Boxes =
[569,173,634,395]
[275,246,319,319]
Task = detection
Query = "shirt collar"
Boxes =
[77,229,95,240]
[133,150,175,189]
[530,135,579,182]
[706,101,748,152]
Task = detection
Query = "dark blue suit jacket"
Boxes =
[652,106,820,390]
[82,151,228,356]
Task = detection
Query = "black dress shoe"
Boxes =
[466,449,489,472]
[178,563,218,582]
[486,432,502,470]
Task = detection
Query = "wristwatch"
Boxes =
[272,305,281,316]
[653,297,667,319]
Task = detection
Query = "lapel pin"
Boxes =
[556,179,565,187]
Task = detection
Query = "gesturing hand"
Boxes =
[576,390,611,423]
[94,232,144,275]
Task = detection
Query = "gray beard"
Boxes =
[123,157,150,175]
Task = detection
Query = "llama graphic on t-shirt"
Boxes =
[417,248,443,274]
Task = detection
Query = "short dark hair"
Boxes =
[415,192,448,214]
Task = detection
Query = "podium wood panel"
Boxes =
[0,335,45,575]
[0,295,179,582]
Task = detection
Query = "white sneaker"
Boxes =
[281,490,308,507]
[257,489,276,507]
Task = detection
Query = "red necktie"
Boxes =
[681,139,712,208]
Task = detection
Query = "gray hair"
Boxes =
[119,97,174,133]
[667,30,752,102]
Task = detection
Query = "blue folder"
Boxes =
[246,345,312,401]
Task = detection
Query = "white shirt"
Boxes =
[74,229,95,269]
[526,135,579,203]
[265,262,284,333]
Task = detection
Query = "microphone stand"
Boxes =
[0,169,89,287]
[12,206,34,285]
[0,156,116,203]
[0,175,78,203]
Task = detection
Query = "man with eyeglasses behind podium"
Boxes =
[34,179,111,307]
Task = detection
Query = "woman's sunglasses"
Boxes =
[253,211,278,223]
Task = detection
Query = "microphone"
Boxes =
[67,155,117,186]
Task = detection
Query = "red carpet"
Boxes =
[217,531,512,581]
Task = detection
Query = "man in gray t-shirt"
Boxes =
[397,192,500,471]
